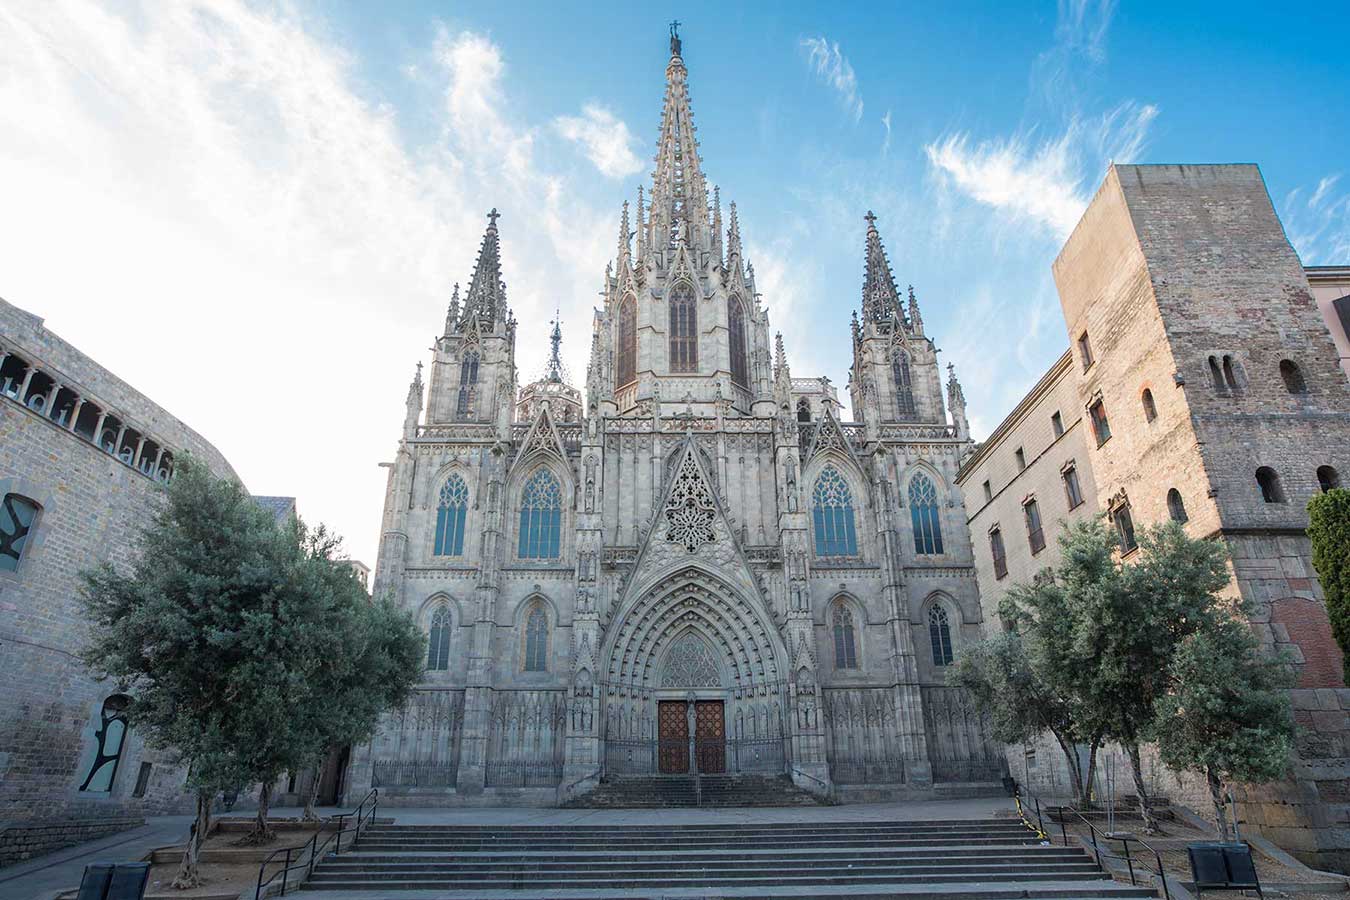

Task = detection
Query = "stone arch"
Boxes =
[658,628,725,688]
[826,593,865,671]
[600,564,788,700]
[418,591,467,624]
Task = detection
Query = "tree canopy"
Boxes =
[1308,487,1350,684]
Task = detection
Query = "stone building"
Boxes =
[0,298,243,859]
[1307,265,1350,380]
[958,164,1350,870]
[357,30,1001,806]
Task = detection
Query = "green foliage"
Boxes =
[79,456,424,846]
[1153,619,1294,787]
[1308,488,1350,684]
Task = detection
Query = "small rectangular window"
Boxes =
[1051,411,1064,438]
[982,480,992,503]
[1089,400,1111,446]
[1063,466,1084,509]
[990,528,1008,580]
[1078,332,1094,370]
[1024,499,1045,554]
[1015,448,1026,471]
[133,762,152,798]
[1112,503,1138,553]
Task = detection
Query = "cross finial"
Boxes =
[669,21,682,56]
[864,210,877,227]
[487,208,500,227]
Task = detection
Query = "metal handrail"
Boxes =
[790,767,830,790]
[253,788,378,900]
[1058,804,1172,900]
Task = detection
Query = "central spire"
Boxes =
[546,308,564,383]
[861,211,903,328]
[460,208,509,330]
[647,24,709,251]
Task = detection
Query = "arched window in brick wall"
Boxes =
[1280,359,1308,394]
[1141,388,1157,422]
[1167,488,1188,523]
[1318,466,1341,493]
[1256,467,1286,504]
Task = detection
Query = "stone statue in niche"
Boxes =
[584,454,597,512]
[785,459,798,512]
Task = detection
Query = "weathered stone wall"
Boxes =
[0,816,144,868]
[0,298,239,824]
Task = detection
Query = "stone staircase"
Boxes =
[299,817,1158,898]
[564,773,825,808]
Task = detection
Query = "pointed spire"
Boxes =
[773,332,789,380]
[617,200,631,264]
[711,185,724,265]
[649,25,709,250]
[726,201,742,262]
[459,209,508,329]
[404,362,424,438]
[908,285,924,334]
[861,210,902,327]
[635,185,647,259]
[546,307,564,383]
[444,283,460,335]
[947,362,969,441]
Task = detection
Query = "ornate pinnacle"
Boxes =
[712,185,724,264]
[635,185,646,259]
[727,201,742,261]
[908,284,924,334]
[861,210,901,326]
[546,308,564,383]
[617,200,631,262]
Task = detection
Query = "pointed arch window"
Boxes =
[427,606,452,670]
[796,398,811,422]
[728,294,749,387]
[523,603,548,672]
[909,473,944,555]
[832,600,858,669]
[928,605,954,667]
[518,469,562,559]
[617,294,636,388]
[811,466,859,557]
[892,351,916,419]
[434,475,468,556]
[456,350,480,419]
[669,281,698,372]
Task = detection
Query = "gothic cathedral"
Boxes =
[353,30,1002,803]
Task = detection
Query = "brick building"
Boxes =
[958,164,1350,869]
[0,298,244,860]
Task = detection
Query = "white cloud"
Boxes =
[881,110,892,156]
[1283,173,1350,264]
[0,1,616,566]
[924,101,1158,238]
[554,103,644,179]
[800,36,863,123]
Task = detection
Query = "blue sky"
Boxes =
[1,1,1347,565]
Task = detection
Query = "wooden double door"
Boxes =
[657,699,725,774]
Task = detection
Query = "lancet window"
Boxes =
[617,294,637,387]
[669,281,698,372]
[729,295,748,387]
[909,473,944,555]
[812,466,859,557]
[518,469,562,559]
[434,475,468,556]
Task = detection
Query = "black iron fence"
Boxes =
[484,758,563,788]
[371,761,458,788]
[601,737,786,776]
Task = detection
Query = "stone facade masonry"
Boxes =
[0,298,240,832]
[960,164,1350,871]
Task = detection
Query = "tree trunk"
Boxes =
[1052,730,1085,805]
[1083,741,1101,810]
[172,790,210,888]
[243,781,276,844]
[1127,742,1160,834]
[302,763,323,822]
[1207,766,1232,841]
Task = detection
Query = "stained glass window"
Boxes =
[669,281,698,372]
[524,604,548,671]
[811,466,858,557]
[729,295,748,387]
[617,295,636,387]
[928,605,954,667]
[518,470,561,559]
[434,475,468,556]
[909,473,944,555]
[832,601,858,669]
[892,351,915,419]
[427,606,451,670]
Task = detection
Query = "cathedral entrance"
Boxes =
[656,699,725,774]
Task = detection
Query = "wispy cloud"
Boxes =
[0,1,616,565]
[800,36,863,123]
[924,101,1158,238]
[1283,174,1350,264]
[881,110,892,156]
[1033,0,1118,107]
[553,103,644,178]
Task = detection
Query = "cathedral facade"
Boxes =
[350,31,1002,804]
